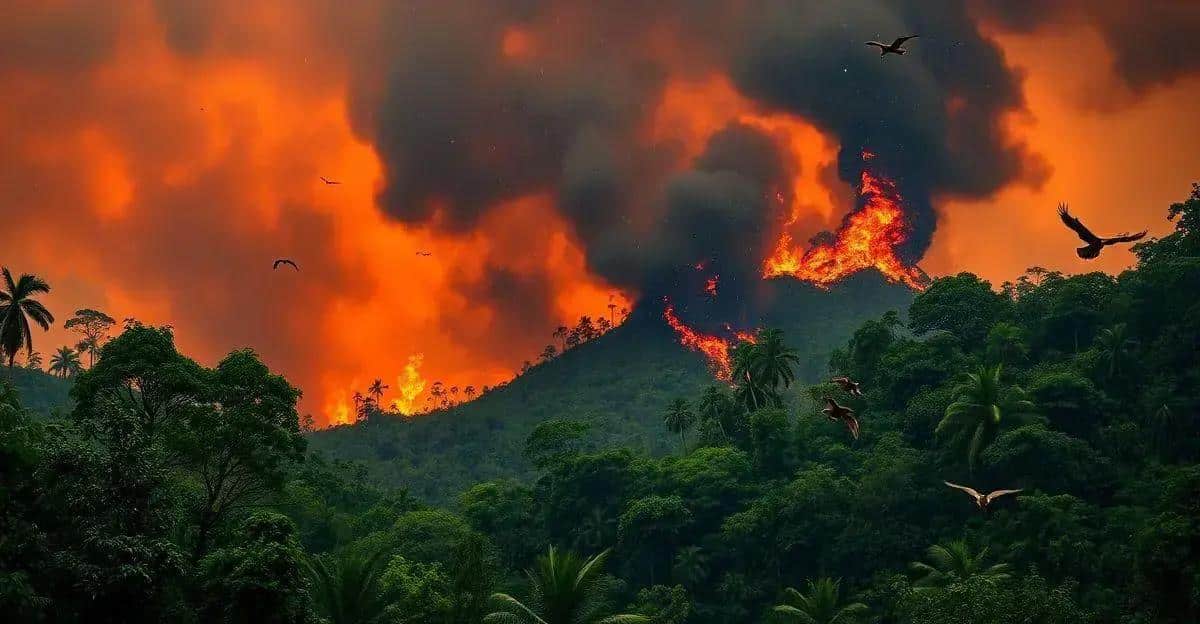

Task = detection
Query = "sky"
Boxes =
[2,1,1198,425]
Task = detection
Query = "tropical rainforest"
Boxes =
[2,185,1199,624]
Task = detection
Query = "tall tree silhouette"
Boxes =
[63,308,115,368]
[368,378,389,404]
[48,346,82,379]
[0,268,55,368]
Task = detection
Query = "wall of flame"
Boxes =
[2,2,1198,425]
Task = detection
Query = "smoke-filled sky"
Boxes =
[3,1,1198,424]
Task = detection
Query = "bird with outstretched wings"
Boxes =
[944,481,1022,512]
[1058,203,1147,259]
[865,35,918,56]
[320,176,341,185]
[822,397,860,439]
[273,259,299,271]
[415,251,432,257]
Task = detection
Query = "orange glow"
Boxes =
[763,154,928,290]
[662,300,756,382]
[704,275,719,297]
[501,26,536,60]
[390,354,427,416]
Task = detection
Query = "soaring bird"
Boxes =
[273,259,299,271]
[1058,203,1147,259]
[831,376,864,396]
[944,482,1022,512]
[415,251,432,257]
[319,176,341,185]
[822,397,860,439]
[865,35,918,56]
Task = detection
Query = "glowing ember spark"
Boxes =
[390,354,427,416]
[704,275,719,297]
[762,153,927,290]
[663,300,758,381]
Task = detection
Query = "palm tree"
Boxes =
[909,540,1010,589]
[23,350,42,370]
[936,364,1035,471]
[732,329,800,410]
[304,548,391,624]
[1095,323,1138,378]
[48,346,82,379]
[696,385,734,438]
[484,546,647,624]
[663,398,695,452]
[671,546,708,588]
[0,268,55,368]
[773,578,868,624]
[367,378,388,403]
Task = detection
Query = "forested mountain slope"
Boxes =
[309,273,914,501]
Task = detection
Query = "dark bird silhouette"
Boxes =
[822,396,860,439]
[319,176,341,185]
[865,35,918,56]
[415,251,432,257]
[831,376,864,396]
[1058,203,1147,259]
[273,259,299,271]
[944,482,1022,512]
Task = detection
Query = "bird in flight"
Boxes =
[1057,203,1147,259]
[319,176,341,185]
[273,259,299,271]
[415,251,432,257]
[865,35,918,56]
[944,482,1022,513]
[831,376,864,396]
[822,396,860,439]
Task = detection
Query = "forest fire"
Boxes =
[704,275,719,297]
[762,154,928,290]
[390,354,427,416]
[663,300,758,381]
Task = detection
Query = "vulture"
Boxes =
[1058,203,1147,259]
[822,397,860,439]
[273,259,299,271]
[831,376,864,396]
[865,35,918,56]
[944,481,1022,512]
[415,251,433,257]
[319,176,342,185]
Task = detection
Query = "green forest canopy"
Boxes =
[1,183,1199,623]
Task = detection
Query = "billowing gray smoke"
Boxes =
[339,0,1191,309]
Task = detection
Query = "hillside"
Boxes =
[0,367,72,417]
[309,272,914,501]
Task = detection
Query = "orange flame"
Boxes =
[390,354,427,416]
[763,155,927,290]
[327,395,353,426]
[663,300,759,381]
[704,275,719,297]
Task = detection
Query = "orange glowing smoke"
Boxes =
[663,300,759,381]
[704,275,719,297]
[390,354,427,416]
[763,154,928,290]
